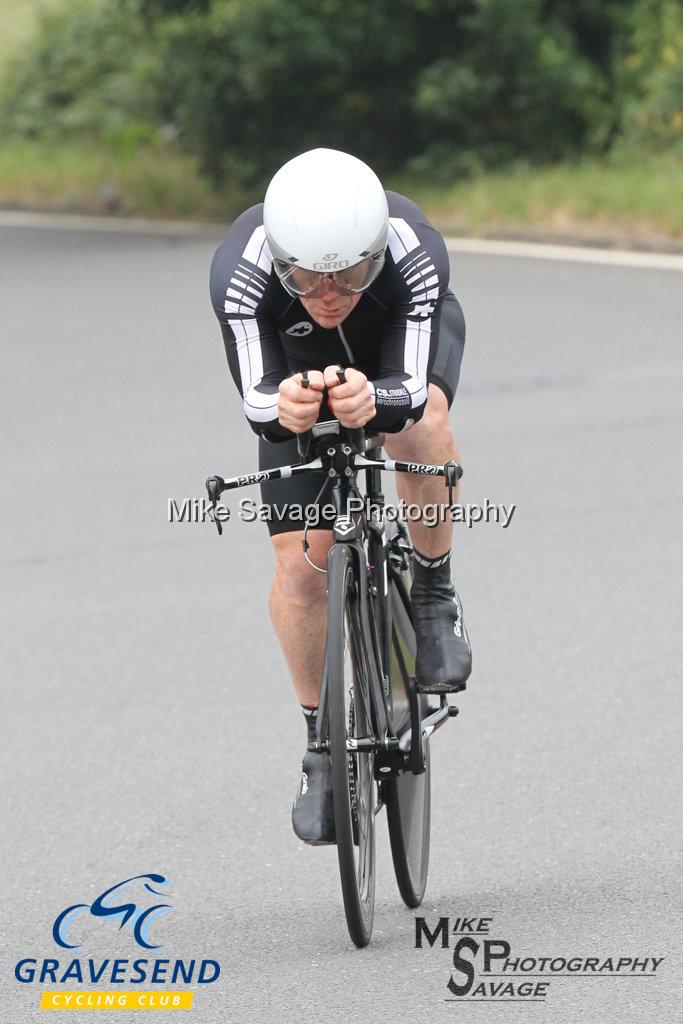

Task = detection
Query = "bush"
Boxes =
[0,0,156,151]
[1,0,680,191]
[619,0,683,148]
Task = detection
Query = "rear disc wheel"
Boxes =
[385,573,432,907]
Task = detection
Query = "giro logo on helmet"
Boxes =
[313,256,350,272]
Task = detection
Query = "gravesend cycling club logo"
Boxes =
[415,914,665,1006]
[14,872,221,1012]
[53,873,172,950]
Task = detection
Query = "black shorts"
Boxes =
[258,304,465,537]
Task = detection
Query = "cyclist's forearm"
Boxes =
[243,383,293,441]
[366,374,427,432]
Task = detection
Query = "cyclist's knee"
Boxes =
[421,383,451,433]
[271,532,332,606]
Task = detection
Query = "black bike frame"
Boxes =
[206,420,462,773]
[311,447,393,761]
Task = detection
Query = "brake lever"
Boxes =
[294,371,312,463]
[205,475,226,536]
[443,461,463,507]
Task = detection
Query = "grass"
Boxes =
[397,151,683,241]
[0,140,232,220]
[0,138,681,243]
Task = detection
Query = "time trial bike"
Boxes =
[206,413,462,947]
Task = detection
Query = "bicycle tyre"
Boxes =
[384,575,431,907]
[326,543,376,948]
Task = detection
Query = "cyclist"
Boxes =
[210,148,472,845]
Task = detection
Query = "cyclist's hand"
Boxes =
[324,366,376,428]
[277,371,324,433]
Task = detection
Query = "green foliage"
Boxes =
[619,0,683,147]
[1,0,681,191]
[0,0,156,152]
[152,0,434,183]
[150,0,620,184]
[412,0,611,179]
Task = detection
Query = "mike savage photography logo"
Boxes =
[414,914,665,1005]
[168,496,517,530]
[14,873,221,1012]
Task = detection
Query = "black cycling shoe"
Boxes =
[411,572,472,694]
[291,751,336,845]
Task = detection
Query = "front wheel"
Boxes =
[326,544,376,947]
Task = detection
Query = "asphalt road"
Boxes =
[1,224,680,1023]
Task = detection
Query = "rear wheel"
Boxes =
[384,572,432,907]
[326,544,376,947]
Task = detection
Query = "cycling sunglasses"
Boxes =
[273,251,385,298]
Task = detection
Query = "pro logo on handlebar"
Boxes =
[235,472,269,486]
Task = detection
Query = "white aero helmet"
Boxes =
[263,148,389,297]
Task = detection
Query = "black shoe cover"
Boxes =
[411,576,472,694]
[291,751,336,845]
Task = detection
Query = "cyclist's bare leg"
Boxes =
[269,530,333,707]
[383,384,460,552]
[384,383,470,691]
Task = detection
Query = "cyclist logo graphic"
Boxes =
[52,873,173,951]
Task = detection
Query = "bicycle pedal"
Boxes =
[447,705,460,717]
